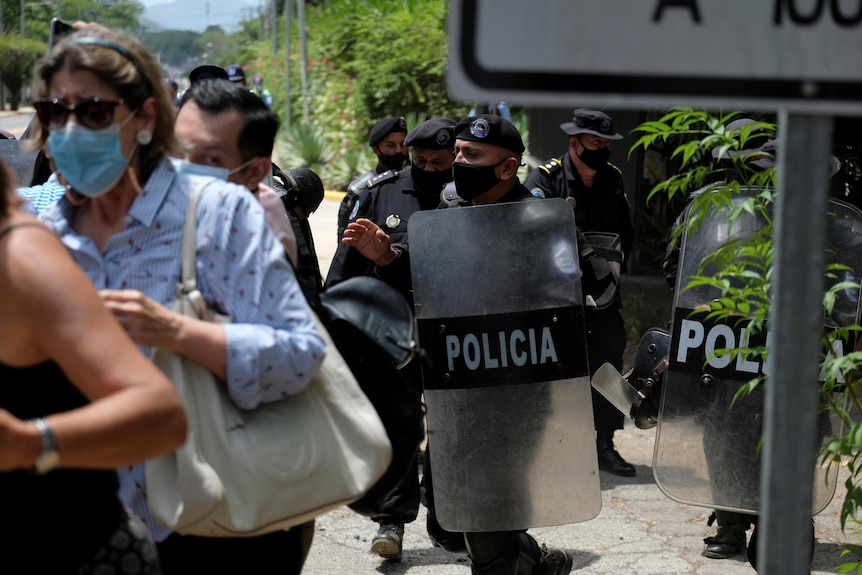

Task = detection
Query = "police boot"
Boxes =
[466,532,523,575]
[466,532,572,575]
[596,431,635,477]
[746,516,814,572]
[703,511,748,559]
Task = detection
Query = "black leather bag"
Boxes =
[319,276,426,516]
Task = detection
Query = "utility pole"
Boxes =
[284,0,291,128]
[297,0,309,122]
[271,0,277,59]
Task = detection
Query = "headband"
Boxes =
[72,36,134,62]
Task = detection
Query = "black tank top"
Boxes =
[0,224,121,571]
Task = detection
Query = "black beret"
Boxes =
[454,114,525,155]
[404,118,456,150]
[560,108,623,140]
[368,117,408,146]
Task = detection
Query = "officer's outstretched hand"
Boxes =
[343,218,397,266]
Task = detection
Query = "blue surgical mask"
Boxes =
[170,157,258,181]
[170,158,229,180]
[48,114,137,198]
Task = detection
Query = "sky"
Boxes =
[138,0,259,33]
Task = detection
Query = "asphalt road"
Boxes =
[0,108,34,138]
[307,191,342,281]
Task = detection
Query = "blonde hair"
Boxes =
[30,25,179,182]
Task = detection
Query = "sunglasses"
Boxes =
[34,97,126,131]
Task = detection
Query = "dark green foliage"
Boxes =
[0,0,143,42]
[0,34,46,110]
[308,0,465,132]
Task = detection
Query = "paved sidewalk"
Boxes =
[300,425,856,574]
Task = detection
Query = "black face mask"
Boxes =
[577,146,610,171]
[411,165,453,197]
[452,161,501,201]
[378,152,408,171]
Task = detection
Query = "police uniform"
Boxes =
[524,109,635,477]
[409,115,574,575]
[327,169,438,296]
[325,119,457,562]
[660,122,771,561]
[338,117,409,241]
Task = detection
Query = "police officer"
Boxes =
[325,118,456,562]
[227,63,247,86]
[525,108,636,477]
[343,114,575,575]
[337,117,410,241]
[252,74,274,108]
[326,118,454,296]
[661,119,830,566]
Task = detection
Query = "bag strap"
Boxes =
[576,229,624,264]
[178,181,211,319]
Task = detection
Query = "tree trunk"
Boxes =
[9,89,20,111]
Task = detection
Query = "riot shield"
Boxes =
[655,194,859,515]
[0,140,38,188]
[409,198,600,532]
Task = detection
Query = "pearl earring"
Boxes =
[137,129,153,145]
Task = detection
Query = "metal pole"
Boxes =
[284,0,291,129]
[297,0,310,123]
[20,0,24,36]
[759,112,832,575]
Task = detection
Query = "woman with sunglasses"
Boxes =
[30,25,327,574]
[0,152,187,573]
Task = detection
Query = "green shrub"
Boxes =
[278,122,335,176]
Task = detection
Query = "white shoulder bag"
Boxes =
[145,182,392,537]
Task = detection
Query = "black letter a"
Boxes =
[653,0,702,23]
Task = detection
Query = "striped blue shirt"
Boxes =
[39,158,326,540]
[17,175,65,214]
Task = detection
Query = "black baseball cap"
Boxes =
[454,114,525,155]
[560,108,623,140]
[404,118,456,150]
[189,64,228,85]
[368,117,408,146]
[227,64,246,83]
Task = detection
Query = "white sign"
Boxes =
[448,0,862,113]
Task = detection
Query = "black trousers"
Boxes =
[372,450,421,527]
[587,307,627,433]
[421,445,541,575]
